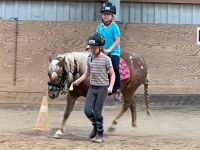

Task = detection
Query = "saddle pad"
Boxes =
[119,57,130,80]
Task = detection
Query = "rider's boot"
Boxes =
[114,89,122,102]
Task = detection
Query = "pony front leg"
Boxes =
[108,88,136,132]
[54,93,78,139]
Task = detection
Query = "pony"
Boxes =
[48,51,151,138]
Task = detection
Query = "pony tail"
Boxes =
[144,76,151,116]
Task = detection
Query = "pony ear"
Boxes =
[57,57,65,66]
[49,52,57,62]
[49,55,53,62]
[85,45,90,51]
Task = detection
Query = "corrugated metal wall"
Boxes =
[0,1,102,21]
[0,1,200,24]
[121,2,200,24]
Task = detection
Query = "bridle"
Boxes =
[48,61,68,95]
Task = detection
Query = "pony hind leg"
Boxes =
[107,102,129,132]
[112,102,130,125]
[123,86,138,128]
[108,88,134,131]
[129,96,137,127]
[54,93,78,139]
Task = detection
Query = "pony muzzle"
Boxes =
[48,90,60,99]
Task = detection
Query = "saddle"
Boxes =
[88,54,130,80]
[119,57,130,80]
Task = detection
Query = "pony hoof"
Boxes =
[107,125,116,132]
[107,121,117,132]
[132,123,137,128]
[112,120,118,125]
[130,127,136,132]
[147,110,152,116]
[53,134,62,139]
[53,129,63,139]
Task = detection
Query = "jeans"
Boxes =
[84,85,108,132]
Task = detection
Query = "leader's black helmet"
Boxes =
[87,32,105,46]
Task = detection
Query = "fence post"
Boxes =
[13,17,18,85]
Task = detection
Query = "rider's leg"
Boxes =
[109,55,121,101]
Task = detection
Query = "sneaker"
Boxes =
[114,89,122,102]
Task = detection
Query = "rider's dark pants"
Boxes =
[84,85,108,133]
[109,55,120,93]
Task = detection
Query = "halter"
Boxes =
[48,64,68,95]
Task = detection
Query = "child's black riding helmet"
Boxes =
[100,1,116,15]
[87,32,105,46]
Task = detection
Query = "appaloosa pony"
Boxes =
[48,51,151,138]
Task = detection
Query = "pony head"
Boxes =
[48,55,66,99]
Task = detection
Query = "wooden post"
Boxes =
[14,17,18,85]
